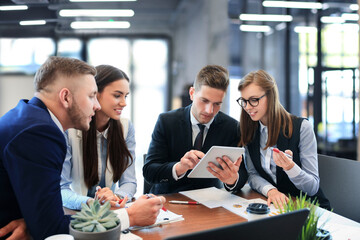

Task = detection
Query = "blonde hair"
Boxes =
[238,69,293,147]
[34,56,96,92]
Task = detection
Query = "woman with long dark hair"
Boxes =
[61,65,136,209]
[237,69,330,210]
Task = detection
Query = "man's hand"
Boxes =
[207,155,242,185]
[127,195,166,227]
[0,218,31,240]
[267,188,289,209]
[273,149,294,171]
[175,150,204,176]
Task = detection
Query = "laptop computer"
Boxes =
[165,208,310,240]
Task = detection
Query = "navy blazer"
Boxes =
[143,105,248,194]
[0,97,71,240]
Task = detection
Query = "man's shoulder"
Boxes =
[159,106,189,121]
[215,111,238,125]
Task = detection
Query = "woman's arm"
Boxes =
[114,121,137,199]
[60,135,90,210]
[283,119,320,196]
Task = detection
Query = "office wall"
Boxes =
[0,75,34,116]
[171,0,230,112]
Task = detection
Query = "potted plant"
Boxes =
[69,200,121,240]
[280,193,330,240]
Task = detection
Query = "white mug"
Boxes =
[45,234,75,240]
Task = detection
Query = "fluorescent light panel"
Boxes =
[294,26,317,33]
[240,24,272,32]
[341,13,359,21]
[321,16,345,24]
[71,21,130,29]
[69,0,136,2]
[0,5,28,11]
[350,4,359,11]
[263,1,322,9]
[239,14,293,22]
[59,9,134,17]
[19,20,46,26]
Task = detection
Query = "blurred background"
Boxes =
[0,0,358,195]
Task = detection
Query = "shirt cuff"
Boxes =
[262,185,276,197]
[224,173,239,191]
[118,208,130,231]
[285,163,301,178]
[172,162,186,180]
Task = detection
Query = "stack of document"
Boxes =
[180,187,281,219]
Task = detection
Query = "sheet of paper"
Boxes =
[222,198,281,219]
[179,187,247,208]
[120,231,142,240]
[128,209,184,230]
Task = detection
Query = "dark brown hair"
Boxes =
[34,56,96,92]
[238,70,293,148]
[82,65,133,188]
[194,65,229,92]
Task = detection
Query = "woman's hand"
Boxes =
[273,148,294,171]
[267,188,289,209]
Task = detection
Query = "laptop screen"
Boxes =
[165,208,310,240]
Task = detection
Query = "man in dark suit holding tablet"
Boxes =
[143,65,248,194]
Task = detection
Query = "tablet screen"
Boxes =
[187,146,245,178]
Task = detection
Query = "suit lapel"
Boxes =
[182,105,193,150]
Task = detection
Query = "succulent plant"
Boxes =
[70,200,120,232]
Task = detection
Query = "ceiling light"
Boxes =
[294,26,317,33]
[240,24,272,32]
[350,4,359,11]
[263,1,322,9]
[0,5,28,11]
[321,16,345,24]
[71,21,130,29]
[341,13,359,21]
[19,20,46,26]
[239,14,293,22]
[69,0,136,2]
[59,9,134,17]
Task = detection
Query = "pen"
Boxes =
[270,147,293,159]
[169,200,200,205]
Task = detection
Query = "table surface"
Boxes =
[64,185,360,240]
[131,185,264,240]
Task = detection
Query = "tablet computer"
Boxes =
[187,146,245,178]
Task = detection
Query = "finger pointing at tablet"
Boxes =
[175,150,205,176]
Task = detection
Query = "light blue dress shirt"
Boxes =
[245,119,320,197]
[60,121,137,210]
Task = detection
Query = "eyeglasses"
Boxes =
[236,94,266,108]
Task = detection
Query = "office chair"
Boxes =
[143,154,152,194]
[318,154,360,222]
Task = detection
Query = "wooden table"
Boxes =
[133,185,265,240]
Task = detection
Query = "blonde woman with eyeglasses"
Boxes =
[237,69,330,210]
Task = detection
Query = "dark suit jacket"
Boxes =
[143,105,248,194]
[0,97,71,240]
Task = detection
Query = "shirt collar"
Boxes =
[259,121,267,133]
[48,109,64,134]
[97,125,109,139]
[190,110,214,129]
